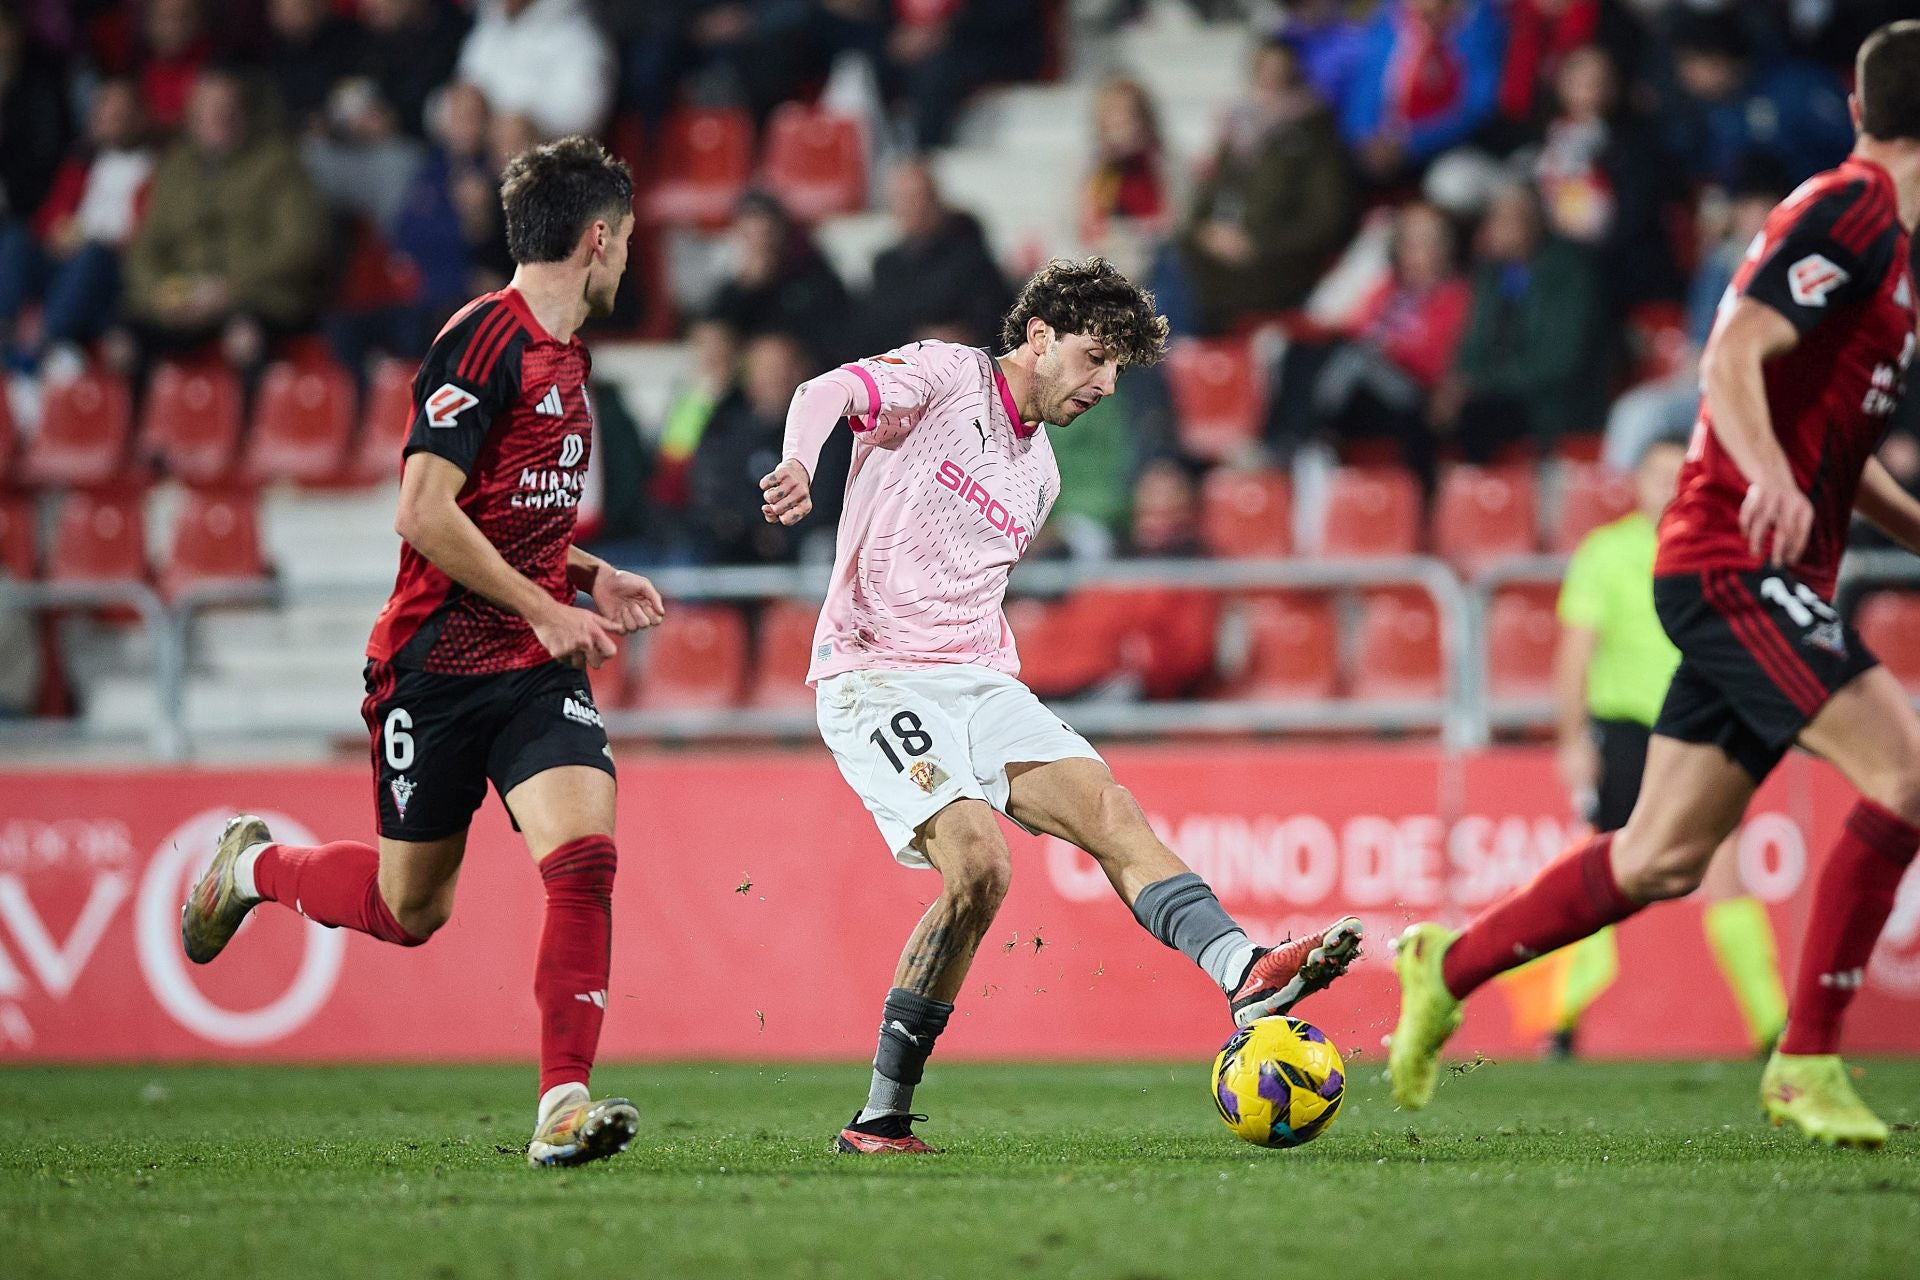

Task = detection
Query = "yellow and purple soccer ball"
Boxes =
[1210,1015,1346,1148]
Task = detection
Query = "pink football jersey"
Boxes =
[786,340,1059,684]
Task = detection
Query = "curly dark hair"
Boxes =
[999,257,1170,368]
[500,136,635,265]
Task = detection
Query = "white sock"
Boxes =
[1200,931,1260,993]
[537,1081,590,1130]
[231,843,270,901]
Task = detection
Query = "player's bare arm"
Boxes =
[1853,455,1920,553]
[1700,297,1812,565]
[394,451,618,668]
[1553,625,1600,808]
[566,545,665,635]
[762,374,859,525]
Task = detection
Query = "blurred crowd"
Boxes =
[5,2,1920,713]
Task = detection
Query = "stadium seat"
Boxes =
[1350,591,1444,699]
[0,493,37,579]
[634,604,748,710]
[1165,338,1264,460]
[349,357,418,483]
[1626,301,1692,386]
[160,485,269,599]
[1856,592,1920,692]
[1486,584,1561,700]
[748,598,819,710]
[642,108,755,228]
[245,359,356,484]
[1200,468,1291,558]
[760,103,866,221]
[1552,462,1638,552]
[140,362,244,483]
[22,370,133,487]
[48,485,147,585]
[1432,464,1539,575]
[1320,466,1421,557]
[1233,592,1338,699]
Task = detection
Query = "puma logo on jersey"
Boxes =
[935,458,1031,553]
[535,384,566,416]
[1787,254,1849,307]
[425,383,478,429]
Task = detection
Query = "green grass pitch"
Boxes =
[4,1059,1917,1279]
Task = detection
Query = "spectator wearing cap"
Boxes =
[456,0,615,140]
[862,159,1011,352]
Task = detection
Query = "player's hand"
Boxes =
[761,458,813,526]
[1556,737,1600,820]
[534,604,621,670]
[590,567,665,634]
[1740,474,1813,567]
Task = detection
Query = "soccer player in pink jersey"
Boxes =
[760,258,1364,1154]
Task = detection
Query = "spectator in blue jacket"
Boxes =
[1342,0,1506,182]
[1660,12,1853,187]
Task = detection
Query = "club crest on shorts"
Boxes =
[389,774,416,819]
[908,759,949,794]
[1808,618,1848,659]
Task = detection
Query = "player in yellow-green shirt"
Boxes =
[1544,437,1787,1056]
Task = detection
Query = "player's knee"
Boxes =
[1617,840,1712,902]
[1084,782,1149,851]
[390,894,453,941]
[936,826,1013,918]
[1865,763,1920,827]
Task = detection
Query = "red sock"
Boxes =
[1778,799,1919,1055]
[252,841,424,946]
[535,835,618,1097]
[1442,833,1639,999]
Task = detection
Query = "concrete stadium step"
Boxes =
[85,669,366,739]
[262,486,402,587]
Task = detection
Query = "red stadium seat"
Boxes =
[1432,464,1539,575]
[1626,301,1692,386]
[1200,468,1291,558]
[1165,338,1263,460]
[634,604,748,710]
[349,357,417,484]
[0,493,37,579]
[1487,584,1561,700]
[160,485,268,598]
[1321,466,1421,557]
[1552,462,1638,552]
[23,370,133,487]
[1350,591,1444,699]
[1232,592,1337,699]
[49,486,147,585]
[760,104,866,221]
[749,598,819,710]
[1856,592,1920,692]
[643,108,755,228]
[246,359,356,484]
[140,362,244,483]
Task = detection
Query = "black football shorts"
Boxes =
[361,659,615,841]
[1651,567,1878,783]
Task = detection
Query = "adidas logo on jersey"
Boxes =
[535,384,566,416]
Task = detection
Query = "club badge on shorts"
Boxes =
[908,760,949,794]
[390,775,416,819]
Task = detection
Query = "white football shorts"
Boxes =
[815,665,1104,867]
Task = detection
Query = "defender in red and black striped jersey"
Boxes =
[179,138,662,1169]
[368,286,601,673]
[1386,22,1920,1149]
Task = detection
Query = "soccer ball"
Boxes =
[1210,1015,1346,1148]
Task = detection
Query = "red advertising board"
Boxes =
[2,745,1918,1065]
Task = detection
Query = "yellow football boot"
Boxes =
[1388,922,1464,1110]
[1761,1052,1889,1149]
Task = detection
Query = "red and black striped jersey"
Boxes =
[366,287,595,673]
[1658,156,1917,598]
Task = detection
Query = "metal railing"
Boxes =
[7,548,1920,761]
